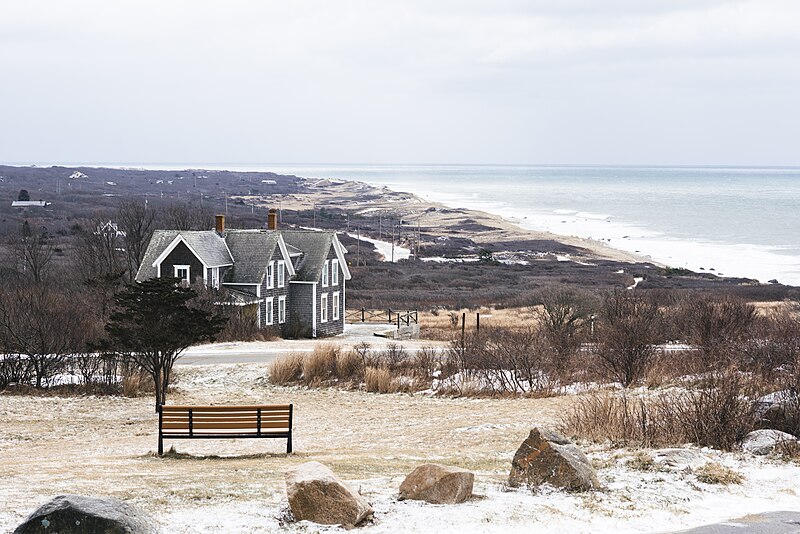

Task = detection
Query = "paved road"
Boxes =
[177,323,446,365]
[675,512,800,534]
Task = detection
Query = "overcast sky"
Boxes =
[1,1,798,166]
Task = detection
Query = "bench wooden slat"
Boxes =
[160,405,290,412]
[161,421,289,430]
[157,403,293,456]
[161,415,289,423]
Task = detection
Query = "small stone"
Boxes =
[508,428,600,491]
[651,448,709,471]
[741,429,798,455]
[399,464,474,504]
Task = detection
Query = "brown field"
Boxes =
[0,363,566,528]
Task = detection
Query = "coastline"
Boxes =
[243,176,650,266]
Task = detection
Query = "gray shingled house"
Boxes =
[135,212,351,338]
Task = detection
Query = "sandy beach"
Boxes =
[234,177,649,266]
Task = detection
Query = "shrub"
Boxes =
[695,463,743,485]
[302,345,339,386]
[335,349,364,382]
[269,353,304,386]
[365,366,394,393]
[561,369,759,450]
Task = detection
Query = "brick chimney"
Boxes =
[268,208,278,230]
[215,214,225,235]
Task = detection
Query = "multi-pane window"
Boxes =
[331,259,339,285]
[267,261,274,289]
[322,260,329,287]
[173,265,190,286]
[278,296,286,324]
[320,293,328,323]
[332,291,340,320]
[266,297,274,325]
[277,260,285,287]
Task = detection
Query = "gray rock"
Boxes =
[285,461,373,526]
[741,429,799,455]
[508,428,600,491]
[399,464,474,504]
[14,494,159,534]
[756,391,800,435]
[651,448,709,471]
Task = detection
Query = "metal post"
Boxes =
[361,307,365,322]
[476,312,480,333]
[257,408,262,437]
[287,404,293,454]
[188,408,193,437]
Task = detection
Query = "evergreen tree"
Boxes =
[105,278,226,410]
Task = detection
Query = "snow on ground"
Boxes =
[347,232,411,261]
[3,362,800,533]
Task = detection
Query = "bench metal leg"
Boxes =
[287,433,292,454]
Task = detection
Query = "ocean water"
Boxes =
[260,164,800,286]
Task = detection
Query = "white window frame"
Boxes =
[322,260,329,287]
[331,259,339,285]
[266,296,274,326]
[332,291,340,320]
[277,260,285,288]
[320,293,328,323]
[267,261,274,289]
[278,295,286,324]
[173,264,190,285]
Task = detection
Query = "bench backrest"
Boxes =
[159,404,292,435]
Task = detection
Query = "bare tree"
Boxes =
[0,283,91,387]
[13,221,54,283]
[677,294,756,361]
[596,290,663,387]
[536,287,592,369]
[117,199,156,281]
[163,202,212,231]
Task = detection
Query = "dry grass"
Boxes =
[365,366,394,393]
[695,463,744,485]
[268,353,304,385]
[419,307,541,340]
[626,451,659,472]
[561,371,758,451]
[301,345,339,386]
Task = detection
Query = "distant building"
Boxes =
[135,211,350,338]
[261,179,277,184]
[12,200,51,208]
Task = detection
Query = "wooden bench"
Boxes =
[157,404,293,456]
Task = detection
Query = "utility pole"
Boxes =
[379,214,382,240]
[313,203,316,228]
[356,227,360,266]
[391,225,395,263]
[347,212,350,232]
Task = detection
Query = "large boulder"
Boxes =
[399,464,474,504]
[741,429,799,455]
[14,494,158,534]
[285,461,373,526]
[508,428,600,491]
[755,391,800,435]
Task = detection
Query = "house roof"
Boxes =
[280,230,350,282]
[223,230,280,284]
[135,227,346,284]
[135,230,233,282]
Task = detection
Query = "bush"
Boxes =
[269,353,304,386]
[695,463,743,485]
[561,369,759,450]
[301,345,339,386]
[365,366,394,393]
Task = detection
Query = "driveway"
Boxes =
[674,512,800,534]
